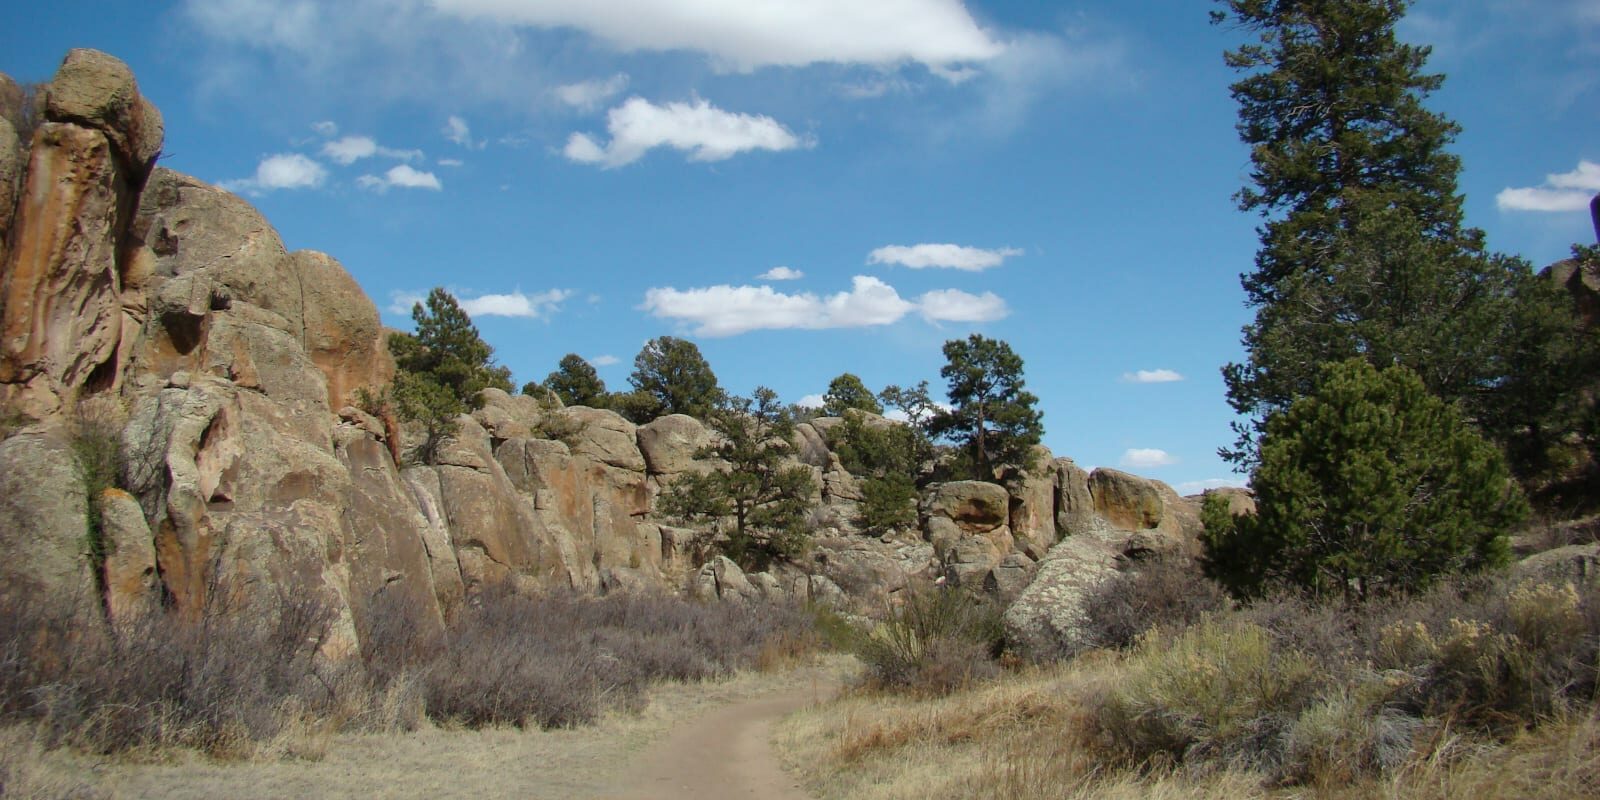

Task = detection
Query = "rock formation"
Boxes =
[0,50,1210,661]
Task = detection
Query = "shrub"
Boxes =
[852,583,1005,695]
[1205,359,1525,601]
[1088,618,1320,771]
[364,586,817,729]
[1079,558,1232,653]
[0,590,339,758]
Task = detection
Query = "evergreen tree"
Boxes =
[541,353,608,408]
[389,287,513,407]
[626,336,723,422]
[658,388,817,569]
[1213,0,1590,475]
[929,335,1043,481]
[822,373,883,417]
[1202,359,1524,601]
[833,412,919,532]
[388,288,513,462]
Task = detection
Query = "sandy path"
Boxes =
[85,658,848,799]
[602,676,833,800]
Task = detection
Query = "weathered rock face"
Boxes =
[637,413,709,475]
[0,427,99,611]
[0,50,1225,665]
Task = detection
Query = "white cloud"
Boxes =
[796,394,825,409]
[356,165,444,192]
[1123,369,1184,384]
[461,289,574,318]
[554,73,630,111]
[588,354,620,367]
[758,266,805,281]
[1176,478,1249,495]
[438,158,464,167]
[1120,448,1177,469]
[642,276,1007,336]
[429,0,1005,72]
[387,291,427,316]
[443,115,483,149]
[311,120,338,137]
[1497,160,1600,212]
[320,135,424,165]
[220,153,328,194]
[868,243,1023,271]
[565,97,810,168]
[916,289,1009,323]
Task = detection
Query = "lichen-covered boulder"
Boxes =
[637,413,708,475]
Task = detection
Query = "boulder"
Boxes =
[0,73,23,130]
[1088,468,1165,531]
[560,406,645,472]
[636,414,709,475]
[1514,544,1600,585]
[97,487,159,625]
[1003,532,1125,660]
[0,427,100,613]
[336,429,446,642]
[43,49,163,174]
[1054,458,1096,536]
[399,467,466,617]
[928,481,1011,534]
[289,250,393,410]
[791,422,831,468]
[985,552,1037,602]
[1006,446,1059,559]
[692,556,759,603]
[1205,487,1257,517]
[0,116,19,252]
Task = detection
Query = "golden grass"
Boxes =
[775,652,1600,800]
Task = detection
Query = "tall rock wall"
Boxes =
[0,50,1208,659]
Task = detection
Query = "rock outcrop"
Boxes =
[0,50,1211,661]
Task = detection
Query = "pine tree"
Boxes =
[822,373,883,417]
[929,335,1043,481]
[625,336,723,422]
[1214,0,1590,475]
[658,388,816,569]
[541,353,607,408]
[388,287,514,462]
[1202,359,1523,600]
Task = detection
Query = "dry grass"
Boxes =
[778,573,1600,800]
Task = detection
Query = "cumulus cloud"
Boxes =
[443,115,483,149]
[758,266,805,281]
[459,289,573,318]
[555,73,630,111]
[796,394,826,409]
[588,354,620,366]
[1123,369,1184,384]
[916,289,1009,323]
[429,0,1004,72]
[221,153,328,194]
[438,158,465,167]
[389,289,571,318]
[868,243,1023,271]
[320,135,424,165]
[1497,160,1600,212]
[1176,478,1249,495]
[1120,448,1177,469]
[356,165,444,192]
[642,276,1007,336]
[311,120,339,137]
[565,97,810,168]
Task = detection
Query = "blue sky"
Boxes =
[5,0,1597,493]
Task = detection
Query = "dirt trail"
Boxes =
[88,659,848,799]
[603,675,834,800]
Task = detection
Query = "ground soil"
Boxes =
[68,658,850,799]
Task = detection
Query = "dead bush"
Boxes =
[852,583,1005,696]
[1079,558,1232,654]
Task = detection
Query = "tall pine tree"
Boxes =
[1215,0,1592,480]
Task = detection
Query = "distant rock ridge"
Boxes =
[0,49,1215,659]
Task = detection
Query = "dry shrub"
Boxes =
[0,591,339,759]
[362,585,816,729]
[1080,558,1232,654]
[851,583,1005,696]
[1087,618,1320,772]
